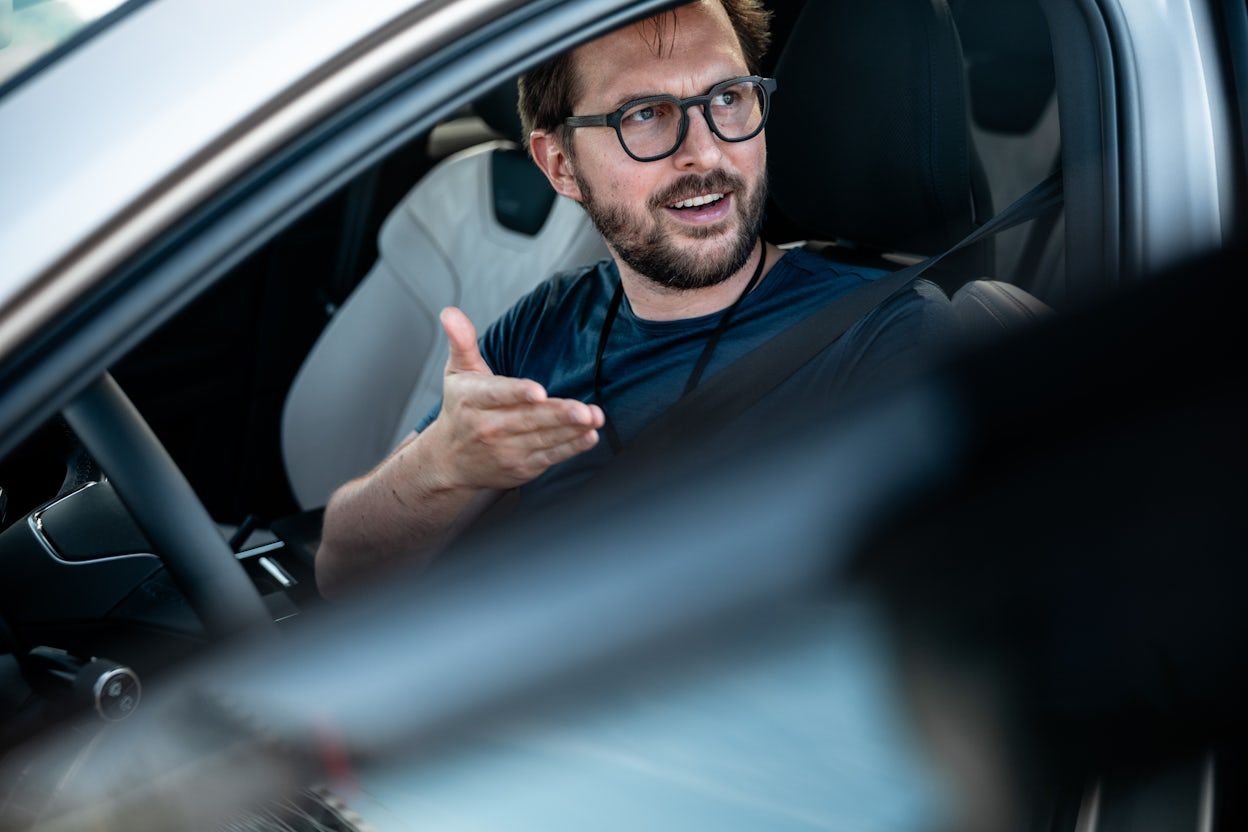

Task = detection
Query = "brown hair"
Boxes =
[517,0,772,155]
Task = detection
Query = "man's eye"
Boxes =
[625,106,660,123]
[712,91,739,107]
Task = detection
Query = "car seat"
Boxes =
[952,0,1065,303]
[280,81,607,511]
[766,0,1053,339]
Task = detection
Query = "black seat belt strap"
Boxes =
[618,169,1064,460]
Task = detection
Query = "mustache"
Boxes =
[650,171,746,209]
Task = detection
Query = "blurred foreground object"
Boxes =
[2,243,1245,831]
[859,241,1248,831]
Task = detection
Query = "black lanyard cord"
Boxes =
[683,241,768,394]
[591,279,627,452]
[592,240,767,454]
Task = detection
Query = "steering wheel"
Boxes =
[61,373,274,638]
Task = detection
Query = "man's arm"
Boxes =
[316,307,604,599]
[314,428,489,600]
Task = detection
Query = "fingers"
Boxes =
[447,374,606,428]
[450,394,603,469]
[440,307,492,375]
[526,430,601,469]
[452,374,547,408]
[494,423,599,450]
[490,404,603,462]
[484,399,603,434]
[460,401,602,450]
[435,350,606,488]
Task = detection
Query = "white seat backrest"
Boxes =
[281,141,607,509]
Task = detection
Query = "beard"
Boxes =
[575,167,768,291]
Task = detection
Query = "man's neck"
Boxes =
[615,241,785,322]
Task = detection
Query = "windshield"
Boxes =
[0,0,136,93]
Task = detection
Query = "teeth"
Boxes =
[669,192,725,209]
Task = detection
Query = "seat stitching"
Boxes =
[995,285,1039,320]
[965,289,1009,327]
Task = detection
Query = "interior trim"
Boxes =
[1197,752,1214,832]
[1093,0,1143,282]
[27,481,159,568]
[1074,780,1103,832]
[1038,0,1123,301]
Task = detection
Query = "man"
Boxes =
[315,0,957,597]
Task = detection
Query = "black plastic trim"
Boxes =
[35,480,153,561]
[1214,0,1248,237]
[0,502,161,626]
[1037,0,1123,302]
[1094,0,1143,284]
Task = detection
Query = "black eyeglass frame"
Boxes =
[563,75,777,163]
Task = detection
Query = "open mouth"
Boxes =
[663,191,733,225]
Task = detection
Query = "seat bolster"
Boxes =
[281,259,439,509]
[952,279,1052,338]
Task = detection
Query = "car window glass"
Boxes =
[0,0,136,94]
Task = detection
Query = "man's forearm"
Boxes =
[315,430,488,598]
[314,324,604,599]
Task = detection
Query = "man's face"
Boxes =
[563,1,768,291]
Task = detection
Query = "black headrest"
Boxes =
[954,0,1056,134]
[474,78,524,144]
[472,78,556,236]
[768,0,991,264]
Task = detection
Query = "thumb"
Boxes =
[441,307,492,375]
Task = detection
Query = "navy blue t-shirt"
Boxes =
[419,247,958,504]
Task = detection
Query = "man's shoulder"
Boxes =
[772,247,889,294]
[762,249,960,392]
[780,246,951,307]
[507,257,616,323]
[541,257,616,302]
[767,247,958,359]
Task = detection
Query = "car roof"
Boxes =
[0,0,434,343]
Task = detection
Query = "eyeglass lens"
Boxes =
[619,79,766,159]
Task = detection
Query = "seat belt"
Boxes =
[612,169,1064,463]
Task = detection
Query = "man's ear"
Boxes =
[530,129,584,203]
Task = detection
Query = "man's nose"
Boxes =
[671,106,724,170]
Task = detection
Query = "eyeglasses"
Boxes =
[563,76,777,163]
